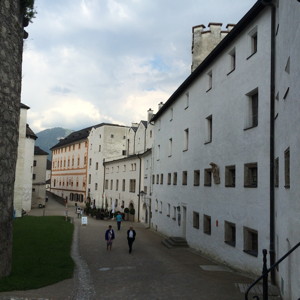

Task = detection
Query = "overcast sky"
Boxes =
[21,0,257,133]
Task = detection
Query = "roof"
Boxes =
[152,0,264,122]
[26,124,37,140]
[20,103,30,110]
[47,159,52,169]
[50,122,127,150]
[34,146,48,156]
[141,120,148,128]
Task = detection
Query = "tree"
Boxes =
[0,0,27,278]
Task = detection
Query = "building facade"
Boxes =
[14,104,37,217]
[32,146,48,208]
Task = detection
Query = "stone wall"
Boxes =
[0,0,24,277]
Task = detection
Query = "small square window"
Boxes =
[203,215,211,235]
[225,221,236,247]
[207,71,212,92]
[182,171,187,185]
[244,163,258,187]
[225,165,236,187]
[167,173,171,185]
[284,148,290,188]
[204,169,212,186]
[205,115,212,144]
[243,227,258,256]
[194,170,200,186]
[193,212,200,229]
[228,48,236,73]
[173,172,177,185]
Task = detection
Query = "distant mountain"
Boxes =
[35,127,74,160]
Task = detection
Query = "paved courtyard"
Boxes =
[0,195,272,300]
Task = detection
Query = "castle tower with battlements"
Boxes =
[191,23,235,72]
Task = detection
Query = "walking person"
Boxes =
[127,226,136,254]
[116,212,123,230]
[105,225,115,251]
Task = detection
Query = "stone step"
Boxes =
[162,236,189,248]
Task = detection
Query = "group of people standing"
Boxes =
[105,213,136,253]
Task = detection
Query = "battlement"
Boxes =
[191,22,235,72]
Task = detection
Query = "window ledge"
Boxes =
[183,149,188,152]
[244,125,258,131]
[194,184,200,187]
[204,184,212,187]
[227,68,235,76]
[225,241,236,247]
[204,140,212,145]
[244,185,257,188]
[243,250,258,257]
[284,185,290,189]
[206,87,212,93]
[204,231,211,235]
[172,217,176,221]
[246,51,257,60]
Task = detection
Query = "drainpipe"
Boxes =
[102,158,106,209]
[137,154,142,222]
[262,0,276,284]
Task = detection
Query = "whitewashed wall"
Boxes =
[152,8,272,276]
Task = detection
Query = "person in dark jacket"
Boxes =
[105,225,115,251]
[127,226,136,254]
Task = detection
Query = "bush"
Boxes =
[124,207,129,213]
[129,208,135,215]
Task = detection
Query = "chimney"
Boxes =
[158,102,164,110]
[131,122,138,128]
[147,108,154,122]
[226,23,236,32]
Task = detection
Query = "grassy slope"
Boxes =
[0,216,74,291]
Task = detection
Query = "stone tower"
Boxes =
[191,23,235,72]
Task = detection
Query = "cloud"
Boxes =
[22,0,257,133]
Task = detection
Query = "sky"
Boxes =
[21,0,257,133]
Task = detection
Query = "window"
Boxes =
[182,171,187,185]
[155,199,158,211]
[225,221,236,247]
[32,174,36,180]
[183,129,189,151]
[284,148,290,188]
[129,179,136,193]
[185,92,189,109]
[245,90,258,129]
[152,175,155,185]
[173,172,177,185]
[173,206,176,220]
[110,180,113,190]
[193,212,200,229]
[207,71,212,91]
[116,179,119,191]
[167,204,171,217]
[156,174,159,184]
[95,183,98,190]
[194,170,200,186]
[157,145,160,161]
[205,115,212,143]
[99,145,101,152]
[159,201,162,213]
[274,157,279,187]
[250,31,257,55]
[228,48,236,73]
[170,108,173,121]
[122,179,126,191]
[203,215,211,235]
[168,138,172,157]
[160,174,164,185]
[111,134,114,138]
[167,173,171,185]
[95,162,98,170]
[225,165,236,187]
[33,160,37,167]
[88,174,91,184]
[105,179,108,189]
[243,227,258,256]
[204,169,212,186]
[244,163,258,187]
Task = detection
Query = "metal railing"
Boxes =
[245,241,300,300]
